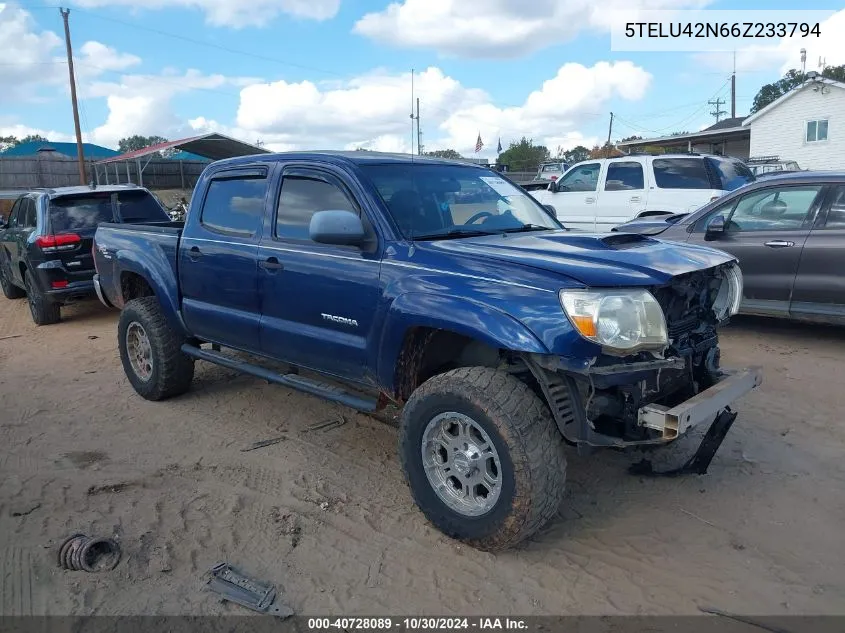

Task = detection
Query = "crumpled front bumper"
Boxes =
[638,366,763,440]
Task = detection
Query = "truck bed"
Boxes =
[93,221,184,311]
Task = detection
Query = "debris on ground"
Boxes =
[206,562,293,618]
[241,437,284,452]
[58,534,121,572]
[303,415,347,433]
[11,502,41,517]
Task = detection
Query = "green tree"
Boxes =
[497,137,550,171]
[0,136,19,152]
[563,145,590,163]
[20,134,48,143]
[118,135,169,154]
[424,149,463,159]
[751,65,845,113]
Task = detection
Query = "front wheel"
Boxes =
[118,297,194,401]
[399,367,567,551]
[0,266,25,300]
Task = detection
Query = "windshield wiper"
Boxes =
[500,224,556,234]
[412,228,498,241]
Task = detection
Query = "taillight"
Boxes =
[550,175,558,181]
[35,233,81,253]
[51,280,69,289]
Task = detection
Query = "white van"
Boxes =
[530,154,755,232]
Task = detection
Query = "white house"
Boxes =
[742,77,845,171]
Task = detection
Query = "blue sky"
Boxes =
[1,0,843,157]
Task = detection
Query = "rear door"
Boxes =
[790,185,845,321]
[687,183,826,315]
[179,167,268,352]
[546,162,604,230]
[596,160,647,229]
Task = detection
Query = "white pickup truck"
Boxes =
[530,153,755,232]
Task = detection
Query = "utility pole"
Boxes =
[409,69,416,156]
[60,8,86,185]
[605,112,614,157]
[415,98,422,155]
[708,97,727,123]
[730,51,736,118]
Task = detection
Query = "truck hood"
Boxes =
[421,231,734,287]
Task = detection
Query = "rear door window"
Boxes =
[22,198,37,228]
[653,158,712,189]
[604,162,644,191]
[201,175,267,236]
[49,195,115,232]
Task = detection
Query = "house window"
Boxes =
[806,119,829,143]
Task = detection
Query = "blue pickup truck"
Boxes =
[92,151,762,550]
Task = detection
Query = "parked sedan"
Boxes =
[613,172,845,325]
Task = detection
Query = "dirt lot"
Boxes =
[1,297,844,616]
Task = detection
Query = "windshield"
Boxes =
[360,164,561,239]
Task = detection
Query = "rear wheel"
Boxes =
[399,367,567,551]
[0,267,25,300]
[118,297,194,401]
[24,270,60,325]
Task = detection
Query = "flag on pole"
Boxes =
[496,137,502,154]
[475,132,484,153]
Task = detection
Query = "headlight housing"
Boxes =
[712,263,743,321]
[559,288,668,355]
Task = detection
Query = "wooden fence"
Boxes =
[0,154,209,190]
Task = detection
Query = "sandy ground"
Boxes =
[1,296,844,616]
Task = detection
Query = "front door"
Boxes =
[179,167,269,352]
[544,162,603,231]
[1,198,25,285]
[257,165,381,384]
[791,185,845,320]
[687,183,826,315]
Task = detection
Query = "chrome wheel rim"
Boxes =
[126,322,153,382]
[421,412,502,517]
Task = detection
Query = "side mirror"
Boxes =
[547,180,557,193]
[309,210,365,246]
[705,214,726,240]
[543,204,557,218]
[0,220,7,230]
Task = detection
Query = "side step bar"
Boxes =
[180,344,378,412]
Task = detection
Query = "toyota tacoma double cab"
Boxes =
[92,151,762,550]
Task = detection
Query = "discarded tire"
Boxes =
[57,534,121,572]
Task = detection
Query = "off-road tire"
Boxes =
[0,266,25,299]
[24,270,60,325]
[399,367,567,551]
[118,297,194,401]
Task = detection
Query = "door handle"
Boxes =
[764,240,795,248]
[259,257,284,271]
[188,246,202,260]
[585,197,596,204]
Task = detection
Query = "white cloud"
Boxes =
[354,0,711,58]
[84,69,246,147]
[0,3,140,101]
[0,122,74,144]
[73,0,340,27]
[225,62,649,156]
[695,9,845,75]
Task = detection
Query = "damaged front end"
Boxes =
[525,262,762,474]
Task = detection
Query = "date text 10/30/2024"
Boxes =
[307,617,529,630]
